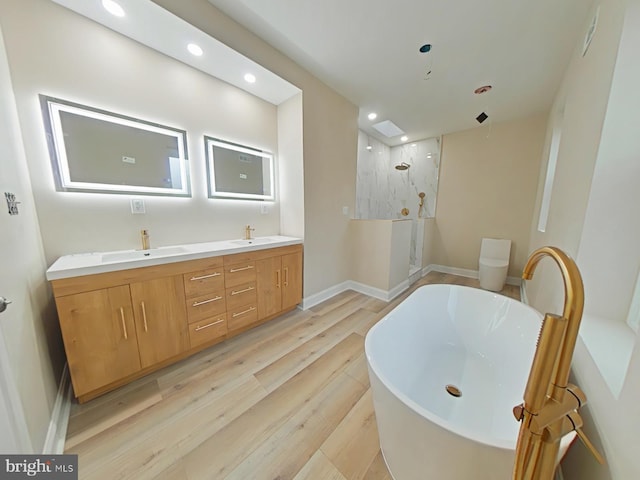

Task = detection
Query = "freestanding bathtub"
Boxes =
[365,284,546,479]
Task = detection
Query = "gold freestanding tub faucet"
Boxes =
[513,246,604,479]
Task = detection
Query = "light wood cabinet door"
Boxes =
[130,275,189,368]
[56,285,141,397]
[256,256,282,320]
[281,252,303,310]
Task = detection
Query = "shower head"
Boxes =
[395,162,410,171]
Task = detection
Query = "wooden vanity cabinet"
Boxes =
[51,243,302,402]
[281,251,303,310]
[129,275,189,368]
[55,285,141,398]
[224,260,258,332]
[182,262,227,348]
[256,250,303,320]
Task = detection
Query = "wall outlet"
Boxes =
[261,203,269,214]
[342,206,349,216]
[130,199,145,214]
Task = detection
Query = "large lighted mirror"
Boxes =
[40,95,190,196]
[205,136,274,201]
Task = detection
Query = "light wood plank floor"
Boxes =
[65,272,520,480]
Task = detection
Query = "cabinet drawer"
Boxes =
[186,291,226,324]
[226,282,257,311]
[225,262,256,288]
[188,315,227,348]
[184,267,224,298]
[227,304,258,332]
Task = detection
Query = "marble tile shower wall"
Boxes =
[355,130,440,220]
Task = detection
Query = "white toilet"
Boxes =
[478,238,511,292]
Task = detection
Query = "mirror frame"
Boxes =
[40,95,191,196]
[204,136,275,201]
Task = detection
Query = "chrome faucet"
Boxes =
[141,229,150,250]
[245,224,255,240]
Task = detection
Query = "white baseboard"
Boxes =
[350,279,410,302]
[301,281,352,310]
[302,263,522,311]
[302,279,411,310]
[42,363,72,454]
[426,264,522,286]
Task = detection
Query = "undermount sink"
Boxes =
[229,237,274,246]
[101,246,188,263]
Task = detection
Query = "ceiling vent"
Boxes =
[372,120,405,138]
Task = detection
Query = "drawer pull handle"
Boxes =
[276,269,281,288]
[284,267,289,287]
[232,306,256,318]
[141,301,148,332]
[231,286,255,296]
[119,307,128,340]
[190,272,221,281]
[195,319,225,331]
[192,296,223,307]
[229,265,254,273]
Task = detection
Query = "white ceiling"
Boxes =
[50,0,300,105]
[206,0,594,145]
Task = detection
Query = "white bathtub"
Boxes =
[365,284,544,479]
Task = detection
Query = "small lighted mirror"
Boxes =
[205,136,274,201]
[40,95,190,196]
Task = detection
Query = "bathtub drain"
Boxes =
[445,384,462,397]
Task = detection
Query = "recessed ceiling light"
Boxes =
[401,135,408,142]
[367,112,377,121]
[411,143,417,147]
[187,43,203,56]
[102,0,125,17]
[244,73,256,83]
[366,145,373,151]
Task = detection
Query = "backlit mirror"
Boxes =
[40,95,190,196]
[205,136,274,201]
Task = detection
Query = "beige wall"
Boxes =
[155,0,359,298]
[277,93,304,238]
[350,219,412,292]
[525,1,640,478]
[431,113,547,277]
[0,0,284,264]
[350,221,392,291]
[0,28,64,452]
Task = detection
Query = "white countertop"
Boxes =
[46,236,303,281]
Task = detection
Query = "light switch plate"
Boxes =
[260,203,269,214]
[130,199,145,214]
[342,206,349,216]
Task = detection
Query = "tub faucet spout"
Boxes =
[513,247,603,479]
